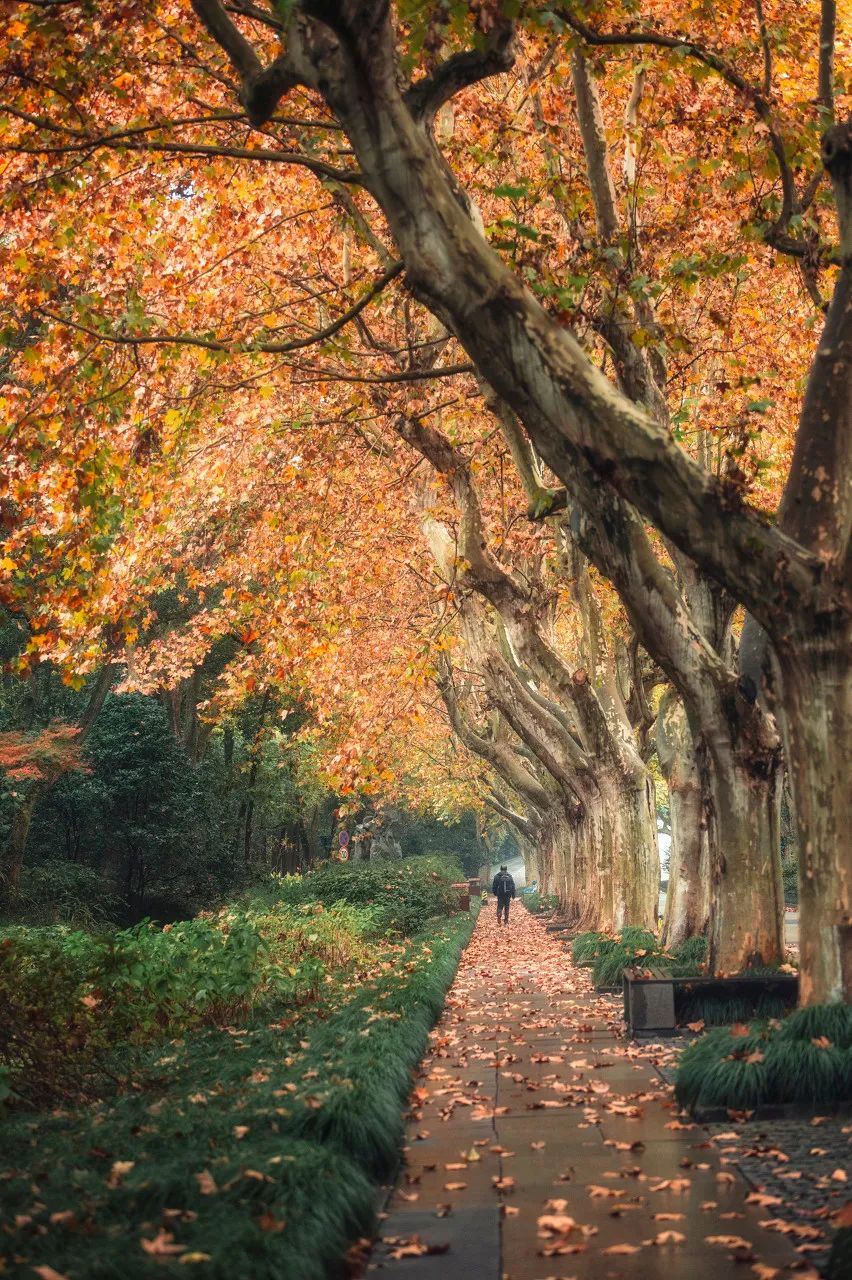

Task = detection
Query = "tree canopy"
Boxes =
[1,0,849,1000]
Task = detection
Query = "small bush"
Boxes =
[0,914,475,1280]
[13,860,121,928]
[672,935,708,968]
[524,892,559,915]
[256,855,464,935]
[777,1003,852,1049]
[0,901,377,1106]
[571,931,608,966]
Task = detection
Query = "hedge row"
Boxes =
[0,911,476,1280]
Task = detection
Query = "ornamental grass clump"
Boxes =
[675,1004,852,1113]
[571,930,608,966]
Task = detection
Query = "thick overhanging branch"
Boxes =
[554,5,815,266]
[405,19,517,126]
[483,791,539,841]
[191,0,305,124]
[189,0,836,630]
[484,644,590,782]
[437,663,551,810]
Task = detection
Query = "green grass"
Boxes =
[675,1004,852,1113]
[0,912,475,1279]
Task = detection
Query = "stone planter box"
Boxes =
[622,965,799,1036]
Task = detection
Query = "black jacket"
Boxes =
[492,871,516,899]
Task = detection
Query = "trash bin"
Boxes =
[468,877,481,898]
[452,882,471,911]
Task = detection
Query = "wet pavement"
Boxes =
[366,906,830,1279]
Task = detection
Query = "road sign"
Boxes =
[339,846,349,862]
[339,829,350,847]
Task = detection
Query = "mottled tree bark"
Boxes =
[657,693,710,948]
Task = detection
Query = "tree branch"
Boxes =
[405,20,517,126]
[36,261,402,355]
[819,0,836,119]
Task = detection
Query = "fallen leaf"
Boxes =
[705,1235,754,1250]
[194,1170,218,1195]
[257,1212,285,1233]
[650,1230,686,1245]
[387,1235,449,1260]
[745,1192,781,1208]
[537,1213,577,1235]
[107,1160,135,1188]
[141,1230,186,1256]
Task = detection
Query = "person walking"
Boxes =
[492,864,516,925]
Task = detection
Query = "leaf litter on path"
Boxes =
[370,906,820,1276]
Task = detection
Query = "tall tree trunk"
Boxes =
[700,722,784,974]
[657,694,710,948]
[776,642,852,1004]
[0,789,38,903]
[0,666,112,907]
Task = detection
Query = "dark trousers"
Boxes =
[496,894,511,923]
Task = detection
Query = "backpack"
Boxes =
[495,871,513,897]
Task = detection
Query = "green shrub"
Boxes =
[776,1003,852,1049]
[0,914,475,1279]
[524,892,559,914]
[672,935,708,968]
[675,1006,851,1112]
[256,855,464,935]
[0,901,378,1106]
[571,930,608,965]
[14,860,121,928]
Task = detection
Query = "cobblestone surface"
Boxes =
[654,1048,850,1274]
[708,1116,851,1276]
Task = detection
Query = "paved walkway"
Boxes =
[367,906,820,1280]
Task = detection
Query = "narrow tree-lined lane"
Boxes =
[370,907,818,1278]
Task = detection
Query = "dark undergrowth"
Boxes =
[0,912,475,1280]
[675,1003,852,1113]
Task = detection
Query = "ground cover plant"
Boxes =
[571,927,800,1025]
[571,926,707,990]
[675,1004,852,1113]
[521,891,559,915]
[0,870,475,1279]
[0,856,466,1108]
[255,855,465,937]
